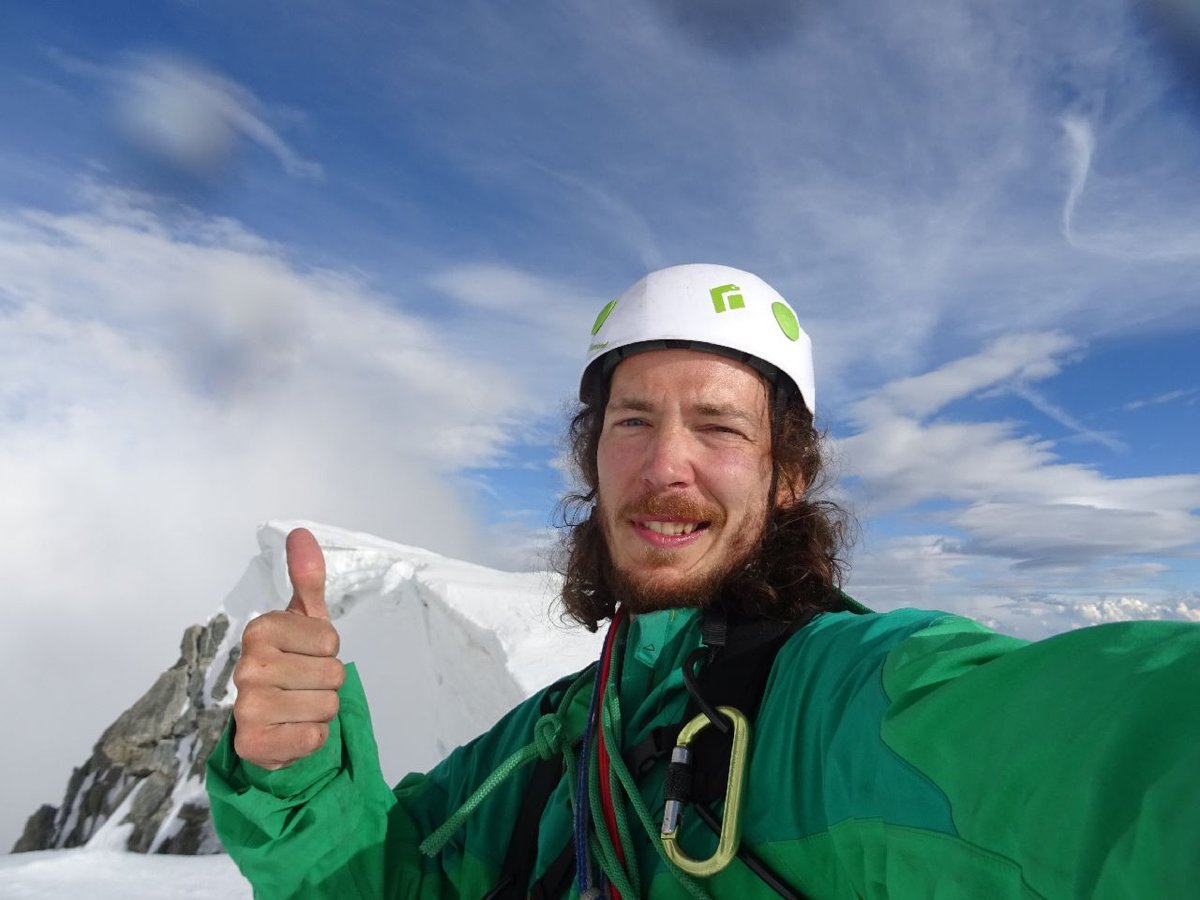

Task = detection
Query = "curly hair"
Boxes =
[553,377,854,631]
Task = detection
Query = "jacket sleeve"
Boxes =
[206,663,565,899]
[879,615,1200,900]
[205,663,455,899]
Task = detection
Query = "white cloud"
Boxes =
[425,262,608,422]
[981,594,1200,639]
[0,188,541,843]
[845,533,974,609]
[953,502,1199,561]
[528,166,669,273]
[1061,115,1096,243]
[847,529,1200,640]
[263,0,1200,410]
[44,47,321,182]
[839,333,1200,595]
[1073,594,1200,625]
[1001,383,1125,452]
[859,333,1079,422]
[1122,387,1200,411]
[114,52,322,180]
[1060,114,1200,260]
[428,262,593,349]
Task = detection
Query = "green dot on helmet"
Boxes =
[591,300,618,336]
[772,302,800,341]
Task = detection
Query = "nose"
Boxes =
[642,422,694,490]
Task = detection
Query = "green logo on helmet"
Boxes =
[772,301,800,341]
[710,284,745,313]
[591,300,618,336]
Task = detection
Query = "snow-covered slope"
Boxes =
[11,520,603,858]
[0,849,253,899]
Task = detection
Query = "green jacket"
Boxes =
[207,607,1200,898]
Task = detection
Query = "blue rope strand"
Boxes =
[574,618,613,894]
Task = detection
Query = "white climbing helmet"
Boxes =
[580,263,816,414]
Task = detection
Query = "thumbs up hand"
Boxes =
[232,528,346,770]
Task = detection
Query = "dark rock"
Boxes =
[12,805,57,853]
[12,612,237,854]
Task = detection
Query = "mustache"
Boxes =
[617,492,726,527]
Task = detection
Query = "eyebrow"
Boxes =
[608,397,759,426]
[608,397,654,413]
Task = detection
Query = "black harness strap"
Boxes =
[484,672,583,900]
[678,612,816,804]
[528,839,576,900]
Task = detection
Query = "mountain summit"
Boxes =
[13,521,601,854]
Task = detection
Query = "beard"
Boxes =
[598,491,769,615]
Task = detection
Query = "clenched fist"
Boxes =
[232,527,346,770]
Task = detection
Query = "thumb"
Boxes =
[285,527,329,620]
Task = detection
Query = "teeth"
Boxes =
[644,521,699,536]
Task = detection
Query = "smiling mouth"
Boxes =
[639,520,708,536]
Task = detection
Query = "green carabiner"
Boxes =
[660,705,751,878]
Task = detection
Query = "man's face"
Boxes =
[595,348,775,612]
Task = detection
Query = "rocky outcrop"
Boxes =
[12,613,238,854]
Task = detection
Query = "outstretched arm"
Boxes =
[206,528,438,899]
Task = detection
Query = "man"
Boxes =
[208,264,1200,899]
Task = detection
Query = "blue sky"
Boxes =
[2,0,1199,846]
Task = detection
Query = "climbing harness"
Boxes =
[432,594,869,898]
